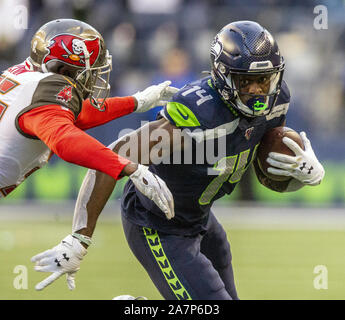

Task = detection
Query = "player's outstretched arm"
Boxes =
[31,118,181,291]
[72,117,182,230]
[76,80,179,130]
[74,117,180,226]
[72,117,183,235]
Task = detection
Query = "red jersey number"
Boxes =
[0,75,20,120]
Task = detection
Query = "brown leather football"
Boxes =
[257,127,305,181]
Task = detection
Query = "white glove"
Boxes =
[266,131,325,185]
[133,80,179,113]
[129,164,174,219]
[31,235,87,291]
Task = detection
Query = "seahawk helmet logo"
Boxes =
[210,36,223,61]
[43,34,100,68]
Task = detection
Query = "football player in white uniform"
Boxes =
[0,18,176,290]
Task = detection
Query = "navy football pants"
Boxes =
[121,213,239,300]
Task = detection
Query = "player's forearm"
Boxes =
[71,128,143,240]
[20,105,132,180]
[111,118,182,166]
[72,155,138,244]
[71,135,147,240]
[112,128,153,165]
[76,96,136,130]
[72,119,178,239]
[72,169,117,243]
[51,125,131,180]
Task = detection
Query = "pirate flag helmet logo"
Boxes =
[29,19,112,111]
[43,34,101,68]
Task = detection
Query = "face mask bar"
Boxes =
[89,53,112,111]
[219,64,284,117]
[230,72,280,96]
[75,44,112,111]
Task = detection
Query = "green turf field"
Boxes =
[1,219,344,300]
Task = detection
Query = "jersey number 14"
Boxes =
[199,144,259,205]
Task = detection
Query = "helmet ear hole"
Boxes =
[45,62,77,79]
[57,65,75,79]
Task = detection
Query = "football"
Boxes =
[257,126,305,181]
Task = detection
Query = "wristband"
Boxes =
[72,232,92,247]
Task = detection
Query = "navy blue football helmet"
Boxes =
[210,21,285,117]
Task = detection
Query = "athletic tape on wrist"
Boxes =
[72,232,92,246]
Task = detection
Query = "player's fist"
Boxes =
[31,234,87,291]
[133,81,179,113]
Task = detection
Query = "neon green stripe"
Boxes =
[207,78,214,89]
[166,102,200,127]
[143,227,192,300]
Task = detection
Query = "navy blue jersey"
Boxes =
[122,77,290,236]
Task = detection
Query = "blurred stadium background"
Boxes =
[0,0,345,300]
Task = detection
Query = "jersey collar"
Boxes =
[207,78,239,117]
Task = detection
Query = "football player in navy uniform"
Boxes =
[35,21,325,298]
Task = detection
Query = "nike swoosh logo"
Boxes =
[176,106,189,120]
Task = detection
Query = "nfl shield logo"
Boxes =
[245,127,254,140]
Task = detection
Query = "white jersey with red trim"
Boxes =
[0,59,83,197]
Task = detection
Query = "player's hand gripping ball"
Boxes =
[257,127,305,181]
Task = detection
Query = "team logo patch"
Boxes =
[245,127,254,140]
[56,85,73,103]
[43,34,100,67]
[210,36,223,61]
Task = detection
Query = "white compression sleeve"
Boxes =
[72,169,96,233]
[72,140,119,233]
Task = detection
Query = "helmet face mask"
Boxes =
[75,48,112,110]
[220,65,284,116]
[210,21,285,117]
[30,19,112,111]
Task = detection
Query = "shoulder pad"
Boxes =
[165,101,201,128]
[163,79,219,129]
[265,80,290,122]
[29,74,83,118]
